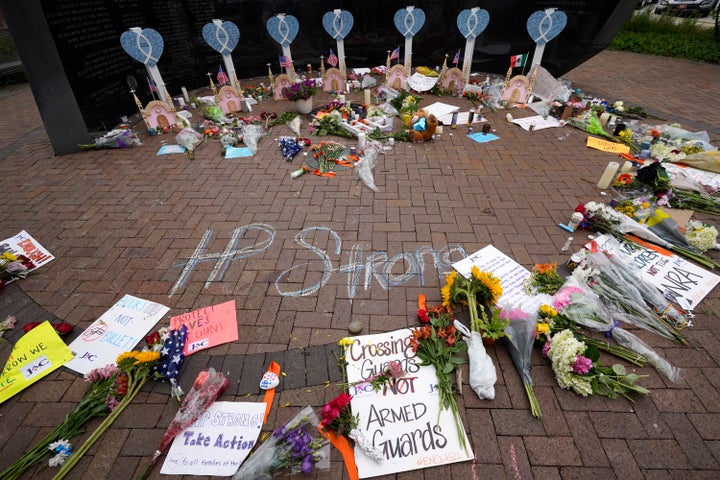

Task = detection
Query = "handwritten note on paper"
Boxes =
[344,329,473,478]
[452,245,546,311]
[586,136,631,154]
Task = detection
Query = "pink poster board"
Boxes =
[170,300,238,355]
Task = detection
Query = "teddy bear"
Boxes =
[407,109,438,142]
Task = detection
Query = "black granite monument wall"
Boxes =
[0,0,637,155]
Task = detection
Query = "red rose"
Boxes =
[144,331,161,347]
[22,322,41,333]
[417,309,430,324]
[52,322,74,336]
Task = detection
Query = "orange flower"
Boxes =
[615,173,634,185]
[534,263,557,275]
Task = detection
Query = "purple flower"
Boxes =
[572,355,593,375]
[301,454,314,474]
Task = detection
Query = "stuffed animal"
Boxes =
[407,109,438,142]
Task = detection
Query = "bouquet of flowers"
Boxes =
[0,252,36,287]
[283,79,318,101]
[0,364,125,480]
[536,304,646,367]
[318,392,383,462]
[308,140,347,175]
[685,220,719,252]
[523,262,566,295]
[501,307,543,418]
[552,276,681,382]
[542,329,650,401]
[232,406,329,479]
[409,307,469,452]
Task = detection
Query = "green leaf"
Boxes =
[612,364,627,376]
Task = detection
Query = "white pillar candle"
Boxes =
[364,89,371,105]
[181,86,190,103]
[597,161,620,189]
[620,160,633,173]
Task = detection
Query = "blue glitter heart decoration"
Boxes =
[526,9,567,46]
[457,8,489,40]
[202,21,240,55]
[393,7,425,38]
[120,28,164,66]
[322,10,354,40]
[266,14,299,47]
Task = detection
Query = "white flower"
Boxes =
[547,330,593,396]
[613,100,624,112]
[685,221,718,252]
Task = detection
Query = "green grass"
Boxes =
[609,10,720,63]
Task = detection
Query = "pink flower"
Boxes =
[572,355,593,375]
[387,360,405,379]
[542,340,552,357]
[552,286,583,311]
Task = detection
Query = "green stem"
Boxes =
[524,383,542,418]
[52,373,148,480]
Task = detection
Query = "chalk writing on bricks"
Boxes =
[169,224,467,298]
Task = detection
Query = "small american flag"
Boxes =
[453,49,460,66]
[151,325,188,384]
[327,49,338,67]
[147,76,157,93]
[217,65,229,85]
[389,47,400,60]
[279,55,293,68]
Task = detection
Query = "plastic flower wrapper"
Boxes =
[175,127,203,160]
[288,116,302,136]
[591,238,688,329]
[279,136,303,162]
[501,307,542,418]
[79,128,142,149]
[0,314,16,339]
[552,275,681,383]
[580,251,687,342]
[355,140,382,192]
[242,123,266,154]
[232,406,329,480]
[1,252,36,287]
[318,393,383,463]
[138,367,230,480]
[453,320,497,400]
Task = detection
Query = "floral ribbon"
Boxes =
[317,427,359,480]
[604,320,620,338]
[313,169,336,178]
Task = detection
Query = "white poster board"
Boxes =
[161,401,265,476]
[511,114,560,131]
[589,234,720,308]
[0,230,54,270]
[65,295,169,375]
[344,329,472,478]
[452,245,546,311]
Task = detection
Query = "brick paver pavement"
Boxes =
[1,50,719,479]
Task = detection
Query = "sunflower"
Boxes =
[470,266,503,306]
[116,351,139,365]
[441,270,458,308]
[133,350,161,365]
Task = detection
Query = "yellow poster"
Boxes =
[0,321,75,403]
[586,136,631,155]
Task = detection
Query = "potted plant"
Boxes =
[283,79,318,113]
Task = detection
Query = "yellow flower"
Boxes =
[338,337,354,347]
[134,350,160,365]
[441,271,458,308]
[536,322,550,335]
[116,351,139,364]
[1,252,17,261]
[471,266,503,305]
[539,304,557,318]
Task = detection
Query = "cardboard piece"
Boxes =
[0,321,75,403]
[344,329,473,478]
[65,295,170,375]
[160,401,265,476]
[586,136,631,155]
[467,132,499,143]
[169,300,239,355]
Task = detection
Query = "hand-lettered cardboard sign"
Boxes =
[65,295,169,375]
[0,321,74,403]
[344,329,473,478]
[161,401,265,476]
[169,300,238,355]
[586,136,631,155]
[1,230,54,271]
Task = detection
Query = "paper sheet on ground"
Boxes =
[1,230,54,270]
[169,300,238,355]
[511,115,560,131]
[452,245,547,311]
[157,144,187,155]
[439,111,485,126]
[225,146,254,158]
[65,295,169,375]
[468,132,499,143]
[406,73,439,92]
[588,234,720,308]
[160,401,265,476]
[422,102,459,120]
[344,329,473,478]
[0,321,74,403]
